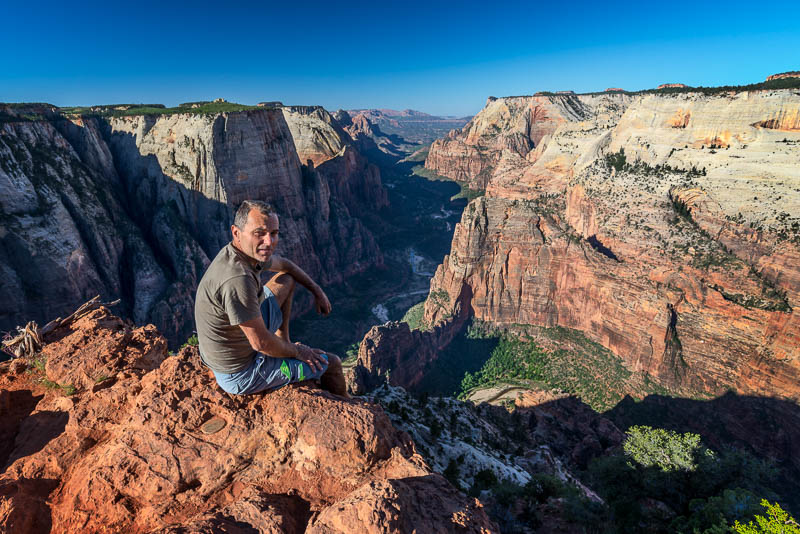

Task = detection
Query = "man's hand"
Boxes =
[314,288,332,316]
[294,342,328,374]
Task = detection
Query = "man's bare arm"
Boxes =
[269,255,331,315]
[239,316,327,372]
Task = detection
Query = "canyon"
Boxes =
[3,78,800,532]
[0,104,387,347]
[418,88,800,401]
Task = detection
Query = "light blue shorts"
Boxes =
[212,286,329,395]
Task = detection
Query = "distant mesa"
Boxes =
[766,71,800,81]
[533,91,576,96]
[258,101,284,108]
[658,83,689,89]
[179,101,210,108]
[605,88,625,92]
[178,98,227,109]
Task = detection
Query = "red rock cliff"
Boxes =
[0,308,496,533]
[421,89,800,400]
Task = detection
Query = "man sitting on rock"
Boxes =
[195,199,348,396]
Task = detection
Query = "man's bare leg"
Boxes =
[266,272,295,343]
[266,272,348,397]
[320,354,350,398]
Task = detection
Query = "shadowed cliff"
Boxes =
[0,107,387,347]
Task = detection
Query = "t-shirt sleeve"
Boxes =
[220,275,261,325]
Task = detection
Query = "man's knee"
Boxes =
[268,272,296,304]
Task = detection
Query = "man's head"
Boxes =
[231,200,279,264]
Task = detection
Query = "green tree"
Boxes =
[623,425,713,472]
[733,500,800,534]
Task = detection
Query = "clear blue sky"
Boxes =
[2,0,799,116]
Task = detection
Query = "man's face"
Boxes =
[232,209,279,264]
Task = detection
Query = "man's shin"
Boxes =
[320,356,349,398]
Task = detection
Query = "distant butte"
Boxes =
[658,83,688,89]
[605,88,625,92]
[767,71,800,81]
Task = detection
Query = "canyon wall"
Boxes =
[0,107,386,346]
[422,89,800,400]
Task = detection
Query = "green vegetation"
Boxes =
[401,301,428,331]
[410,164,445,180]
[553,75,800,97]
[457,322,635,411]
[401,146,430,163]
[668,195,791,311]
[606,148,706,177]
[413,324,499,396]
[734,500,800,534]
[459,336,549,394]
[59,101,259,118]
[450,182,485,202]
[476,473,607,533]
[712,284,792,313]
[587,426,781,534]
[342,342,360,366]
[623,426,712,472]
[41,378,77,396]
[181,334,199,349]
[25,354,77,395]
[428,288,450,316]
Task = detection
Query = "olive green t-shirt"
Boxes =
[194,243,270,373]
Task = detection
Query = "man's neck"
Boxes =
[230,242,261,270]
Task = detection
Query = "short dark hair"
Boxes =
[233,200,275,229]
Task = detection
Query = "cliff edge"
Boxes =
[0,307,496,533]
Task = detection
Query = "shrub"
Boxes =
[623,425,713,472]
[733,500,800,534]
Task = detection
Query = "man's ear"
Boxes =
[231,225,240,242]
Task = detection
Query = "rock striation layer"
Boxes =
[0,307,496,533]
[421,89,800,400]
[0,107,386,346]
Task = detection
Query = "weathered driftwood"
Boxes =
[1,295,120,358]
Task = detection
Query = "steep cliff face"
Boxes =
[282,106,388,214]
[281,105,351,167]
[346,318,466,393]
[425,94,634,188]
[0,308,496,533]
[334,110,415,161]
[0,108,386,346]
[421,89,800,400]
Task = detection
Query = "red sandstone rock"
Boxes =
[0,308,497,533]
[419,90,800,404]
[766,71,800,81]
[423,193,800,401]
[346,318,466,393]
